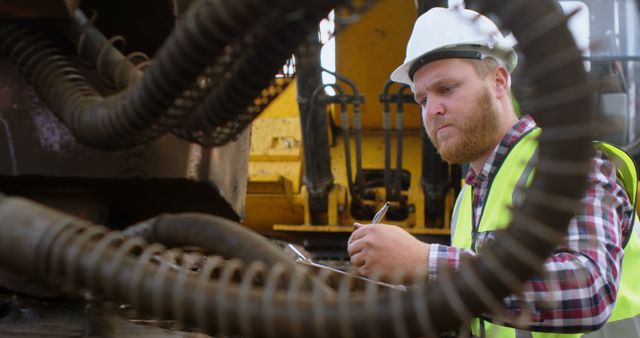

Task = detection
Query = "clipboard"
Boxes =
[287,244,406,291]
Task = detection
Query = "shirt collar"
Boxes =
[465,115,537,186]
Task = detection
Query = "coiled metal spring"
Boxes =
[0,0,336,149]
[72,9,149,90]
[23,209,422,337]
[175,9,317,147]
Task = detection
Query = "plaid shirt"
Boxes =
[427,115,635,332]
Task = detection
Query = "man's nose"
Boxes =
[423,99,445,121]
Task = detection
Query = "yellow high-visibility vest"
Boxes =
[450,128,640,337]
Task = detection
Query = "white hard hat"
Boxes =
[390,7,518,86]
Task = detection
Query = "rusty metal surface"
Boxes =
[0,58,246,223]
[0,0,79,18]
[209,127,251,219]
[0,59,196,179]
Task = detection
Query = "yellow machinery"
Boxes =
[246,0,640,258]
[245,0,459,256]
[0,0,637,336]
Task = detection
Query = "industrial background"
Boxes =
[0,0,636,337]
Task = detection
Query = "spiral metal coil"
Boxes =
[0,0,603,336]
[175,8,326,147]
[181,77,294,146]
[72,9,150,90]
[0,0,340,150]
[123,213,303,273]
[169,11,296,146]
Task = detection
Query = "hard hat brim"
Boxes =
[390,60,414,86]
[390,46,517,86]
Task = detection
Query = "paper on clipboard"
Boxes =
[286,243,406,291]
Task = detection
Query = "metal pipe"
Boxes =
[305,83,346,215]
[393,85,411,201]
[339,97,356,204]
[321,67,365,196]
[381,79,397,200]
[294,33,336,217]
[353,102,365,197]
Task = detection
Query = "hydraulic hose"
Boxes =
[64,7,282,145]
[381,79,397,201]
[178,7,333,147]
[393,85,410,201]
[123,213,299,271]
[62,9,145,90]
[322,67,365,197]
[304,83,347,219]
[0,196,409,337]
[169,14,288,145]
[296,34,335,217]
[340,98,357,207]
[0,0,320,149]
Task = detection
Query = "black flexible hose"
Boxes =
[0,196,412,337]
[124,213,300,271]
[178,7,334,147]
[393,85,411,201]
[0,0,303,149]
[306,83,346,197]
[62,9,144,90]
[381,79,397,200]
[321,67,366,197]
[169,13,284,144]
[296,33,335,217]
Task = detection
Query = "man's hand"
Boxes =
[347,223,430,282]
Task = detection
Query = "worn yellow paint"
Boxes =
[245,91,454,235]
[245,82,306,232]
[259,80,300,119]
[245,3,455,237]
[326,130,452,233]
[332,0,422,130]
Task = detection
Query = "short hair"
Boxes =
[462,57,500,79]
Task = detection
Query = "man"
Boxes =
[347,7,640,337]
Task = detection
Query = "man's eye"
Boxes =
[441,85,456,94]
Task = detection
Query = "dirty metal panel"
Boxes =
[0,58,247,223]
[245,84,305,230]
[0,0,79,18]
[209,127,251,220]
[0,59,191,180]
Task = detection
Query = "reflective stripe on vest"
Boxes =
[451,128,640,338]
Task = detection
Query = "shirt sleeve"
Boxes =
[427,243,475,281]
[503,150,633,332]
[427,150,633,333]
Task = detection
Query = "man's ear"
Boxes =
[493,67,510,99]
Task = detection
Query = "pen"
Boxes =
[287,243,311,262]
[371,202,390,224]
